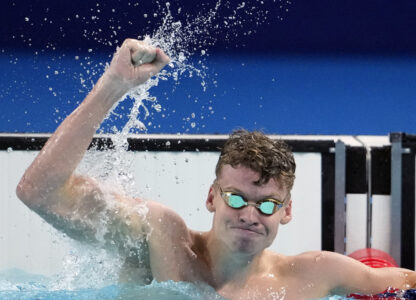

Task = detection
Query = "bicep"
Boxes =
[35,175,150,246]
[32,175,111,243]
[145,201,190,244]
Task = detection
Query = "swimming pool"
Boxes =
[0,268,224,300]
[3,268,416,299]
[1,135,416,299]
[2,0,416,298]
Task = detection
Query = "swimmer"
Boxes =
[16,39,416,299]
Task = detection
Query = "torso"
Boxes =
[119,227,335,300]
[214,250,334,300]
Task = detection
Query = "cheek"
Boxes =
[269,223,279,238]
[216,207,243,231]
[263,217,280,238]
[213,203,234,224]
[219,207,239,223]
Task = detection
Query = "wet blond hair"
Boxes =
[215,130,296,190]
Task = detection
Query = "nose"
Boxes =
[238,204,260,226]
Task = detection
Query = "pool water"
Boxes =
[2,268,416,300]
[0,271,224,300]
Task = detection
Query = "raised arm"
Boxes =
[16,39,170,245]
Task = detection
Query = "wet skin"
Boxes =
[16,39,416,300]
[142,165,416,299]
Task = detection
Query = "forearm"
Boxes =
[17,38,169,212]
[396,268,416,289]
[369,267,416,291]
[340,266,416,295]
[17,75,127,206]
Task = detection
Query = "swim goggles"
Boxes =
[216,183,288,216]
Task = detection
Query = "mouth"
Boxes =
[231,226,263,236]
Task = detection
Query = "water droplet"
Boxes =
[178,52,186,63]
[7,147,13,153]
[153,104,162,112]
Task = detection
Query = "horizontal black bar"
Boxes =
[0,136,49,151]
[0,135,336,153]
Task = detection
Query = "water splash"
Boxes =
[0,272,227,300]
[4,0,293,290]
[72,0,287,286]
[51,247,123,290]
[81,1,230,201]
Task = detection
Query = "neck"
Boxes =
[202,231,264,287]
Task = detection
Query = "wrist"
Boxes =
[83,75,128,112]
[93,73,130,104]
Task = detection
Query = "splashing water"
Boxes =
[83,0,287,199]
[55,0,294,290]
[3,0,293,294]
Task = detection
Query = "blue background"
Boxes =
[1,0,416,135]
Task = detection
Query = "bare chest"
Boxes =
[148,241,210,283]
[218,276,330,300]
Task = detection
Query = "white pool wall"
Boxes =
[0,149,321,276]
[1,134,409,276]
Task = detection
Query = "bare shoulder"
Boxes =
[291,250,353,265]
[279,251,351,288]
[145,201,188,230]
[145,200,192,244]
[289,250,365,276]
[264,251,360,297]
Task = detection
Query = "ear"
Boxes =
[206,184,216,213]
[280,199,292,225]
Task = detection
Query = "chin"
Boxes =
[230,238,263,255]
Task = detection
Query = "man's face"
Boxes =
[207,164,292,256]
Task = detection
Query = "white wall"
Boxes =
[345,194,393,256]
[0,149,322,276]
[0,151,73,276]
[346,194,367,254]
[371,195,392,253]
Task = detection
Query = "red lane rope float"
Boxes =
[349,248,398,268]
[347,248,406,299]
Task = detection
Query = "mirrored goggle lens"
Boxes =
[226,194,246,208]
[258,201,277,215]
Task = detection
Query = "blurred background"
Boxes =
[1,0,416,135]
